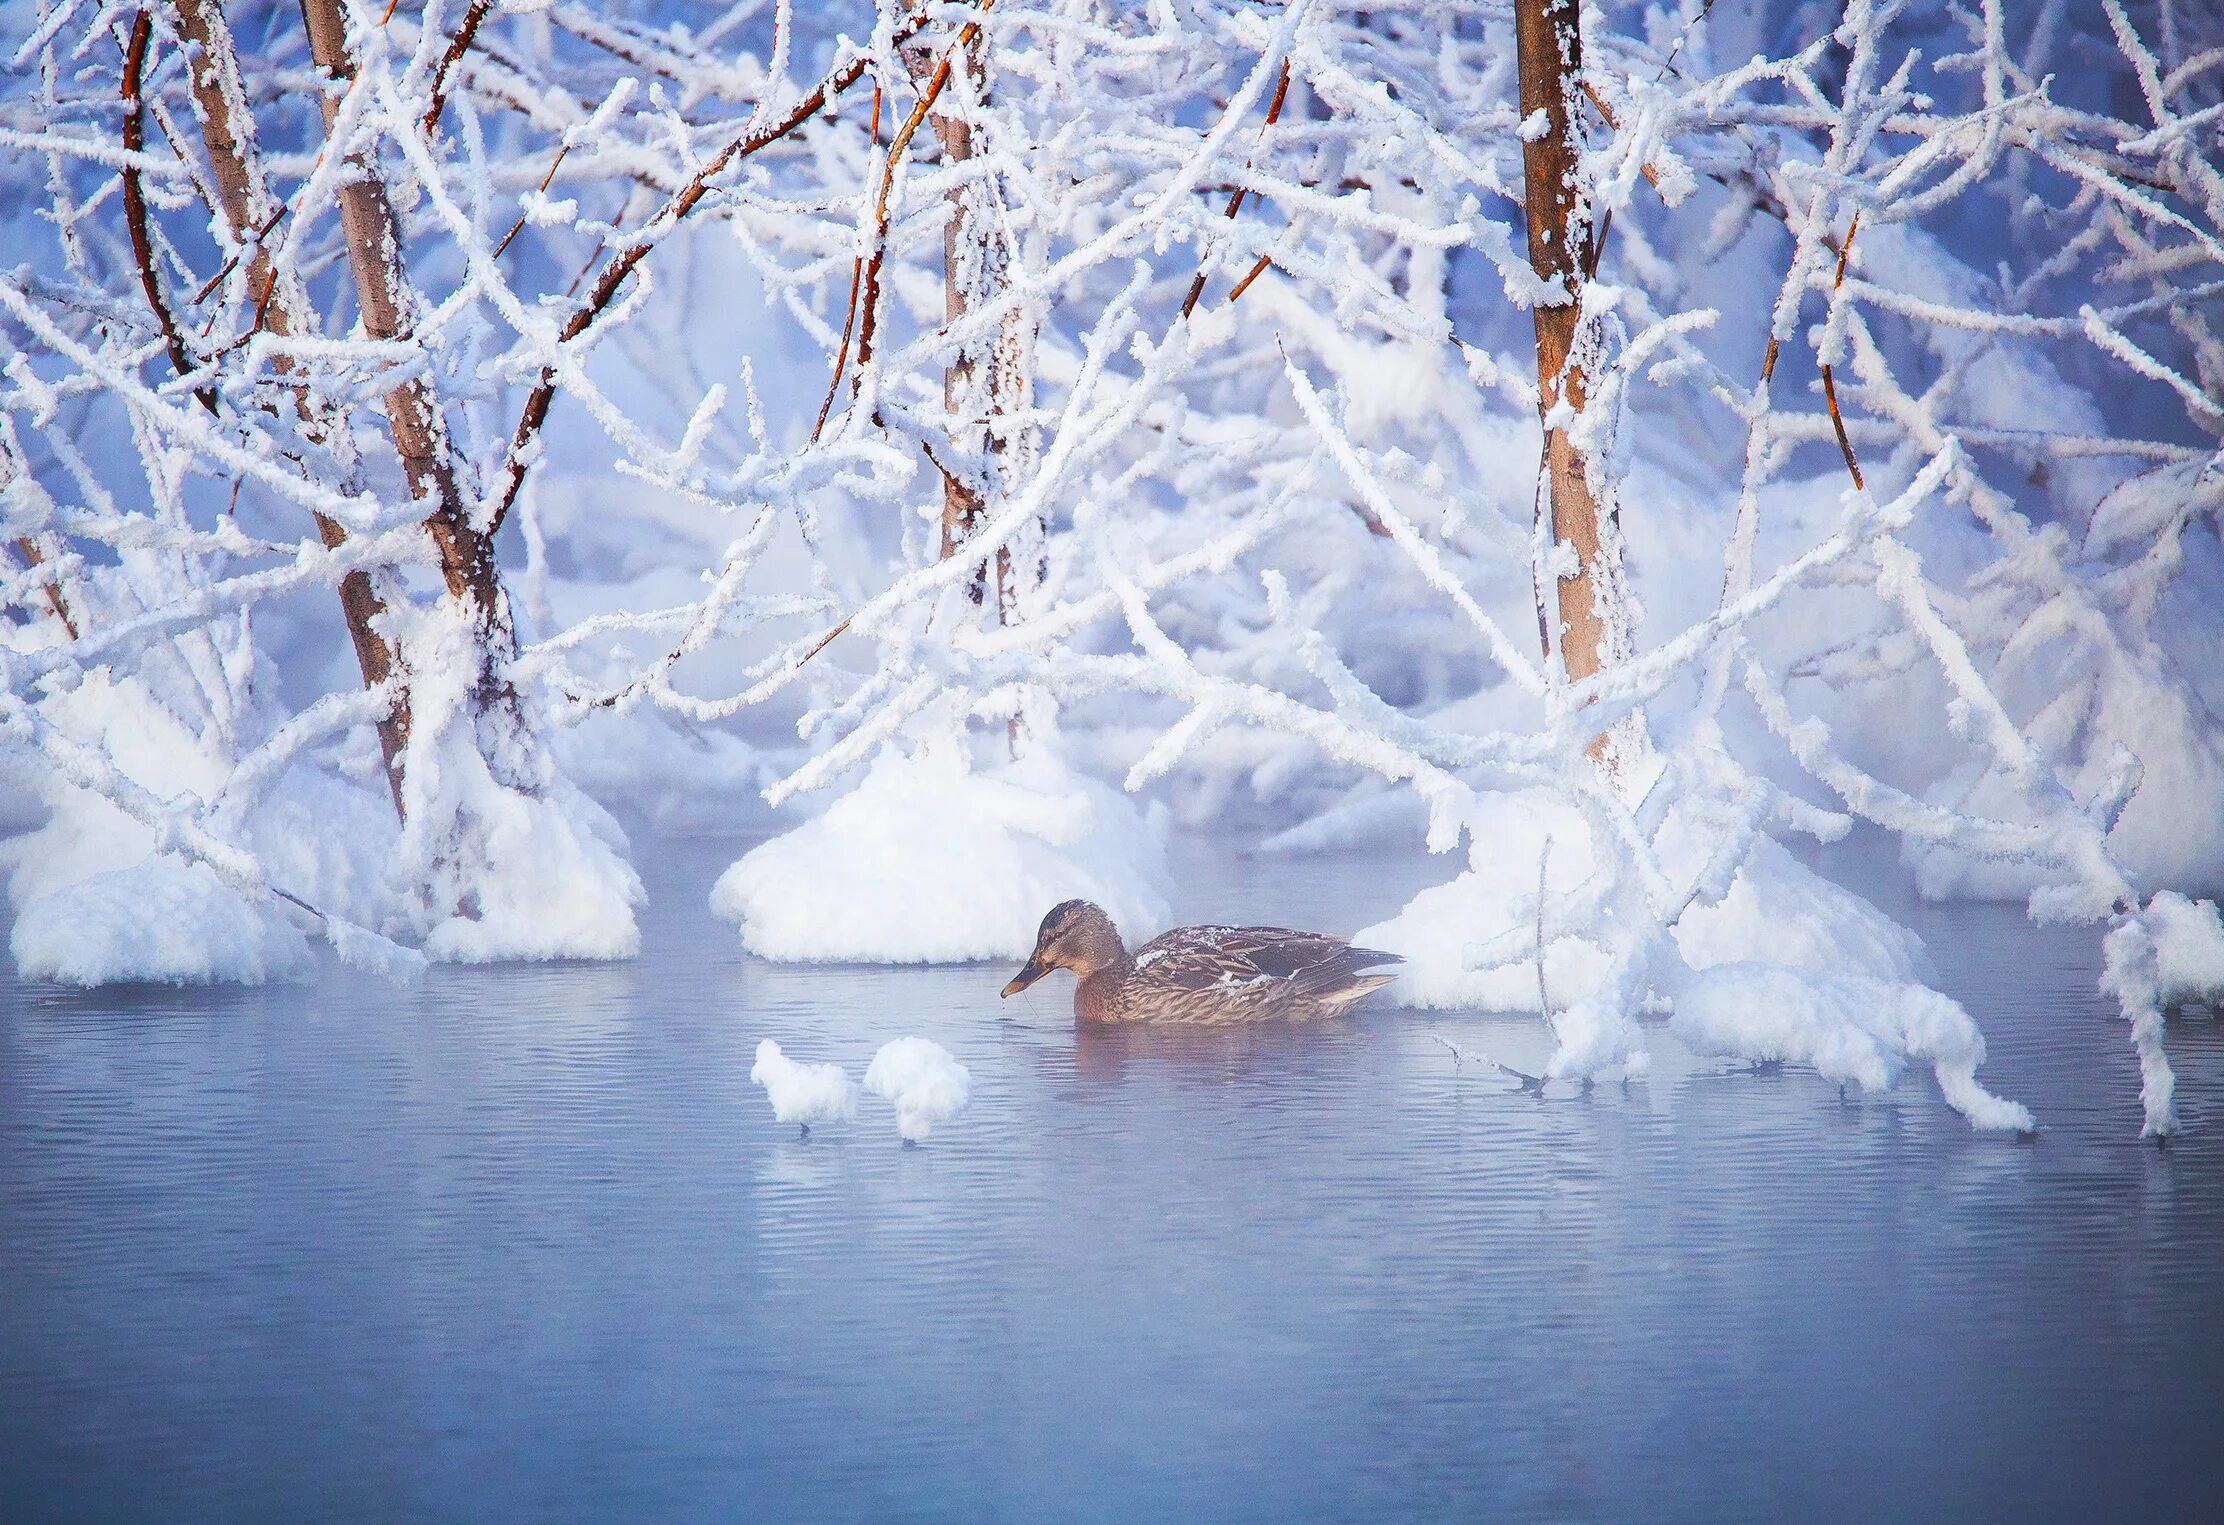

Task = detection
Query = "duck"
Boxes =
[1000,899,1403,1023]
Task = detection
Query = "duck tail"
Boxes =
[1314,971,1400,1010]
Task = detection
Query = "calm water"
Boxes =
[2,832,2220,1523]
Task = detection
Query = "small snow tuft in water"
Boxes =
[749,1039,859,1128]
[864,1038,971,1142]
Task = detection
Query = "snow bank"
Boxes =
[1361,792,1928,1013]
[712,742,1170,963]
[392,602,644,964]
[10,857,311,987]
[864,1038,971,1142]
[0,669,383,986]
[750,1039,859,1128]
[409,777,643,963]
[1356,791,1609,1011]
[1671,962,2034,1133]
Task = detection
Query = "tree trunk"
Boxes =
[295,0,525,771]
[169,0,409,813]
[925,22,1032,623]
[1514,0,1638,775]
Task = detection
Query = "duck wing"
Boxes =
[1132,925,1402,998]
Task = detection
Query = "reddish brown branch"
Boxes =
[191,199,287,308]
[1182,58,1292,320]
[491,142,569,260]
[120,13,218,415]
[420,0,492,138]
[812,80,880,442]
[13,536,81,641]
[847,3,997,402]
[1819,212,1866,492]
[488,31,907,537]
[1224,252,1275,305]
[173,0,410,811]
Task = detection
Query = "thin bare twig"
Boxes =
[491,142,569,259]
[420,0,492,138]
[120,13,218,415]
[812,79,880,442]
[1224,251,1275,305]
[12,536,80,641]
[1820,212,1866,492]
[191,199,287,308]
[1181,57,1291,319]
[487,25,903,537]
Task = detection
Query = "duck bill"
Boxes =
[1001,957,1050,998]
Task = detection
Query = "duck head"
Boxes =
[1002,900,1126,996]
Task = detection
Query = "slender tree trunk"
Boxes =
[1514,0,1638,775]
[295,0,525,773]
[925,21,1032,623]
[169,0,409,813]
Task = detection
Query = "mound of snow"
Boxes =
[864,1037,971,1142]
[749,1039,859,1128]
[11,857,312,987]
[712,742,1169,963]
[1674,838,1931,983]
[1361,792,1928,1013]
[393,601,644,964]
[0,667,391,986]
[410,778,644,963]
[1356,790,1609,1011]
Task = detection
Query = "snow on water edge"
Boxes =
[712,743,1170,963]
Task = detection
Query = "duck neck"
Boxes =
[1073,959,1130,1021]
[1066,922,1129,982]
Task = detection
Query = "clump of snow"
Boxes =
[863,1037,971,1142]
[1674,838,1932,984]
[2145,893,2224,1008]
[1362,792,1928,1014]
[1356,790,1608,1011]
[712,741,1169,963]
[391,601,644,964]
[10,856,312,987]
[0,668,385,986]
[1671,962,2034,1133]
[750,1039,859,1130]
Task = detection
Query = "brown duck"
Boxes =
[1000,900,1403,1023]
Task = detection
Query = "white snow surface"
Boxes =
[0,669,383,985]
[2146,893,2224,1008]
[10,856,311,987]
[1670,963,2035,1134]
[712,742,1170,963]
[864,1037,971,1142]
[1362,792,1928,1013]
[391,601,645,965]
[749,1039,860,1127]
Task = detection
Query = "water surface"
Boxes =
[2,833,2220,1522]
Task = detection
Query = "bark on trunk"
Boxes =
[294,0,524,768]
[924,23,1031,623]
[1514,0,1636,773]
[169,0,409,813]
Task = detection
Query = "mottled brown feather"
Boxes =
[1008,905,1402,1024]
